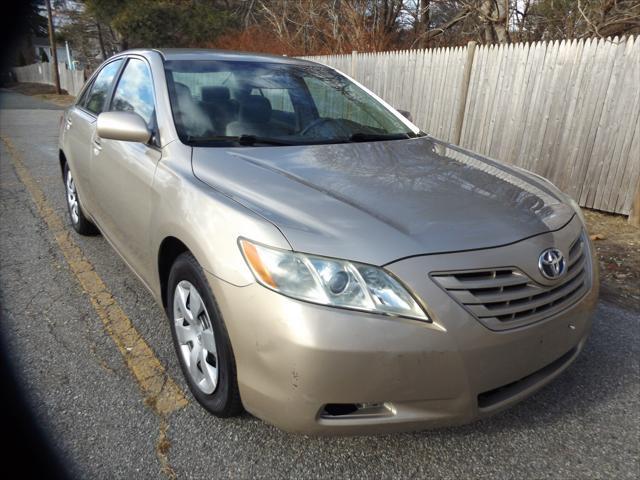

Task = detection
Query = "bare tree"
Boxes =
[55,0,640,60]
[475,0,511,43]
[517,0,640,41]
[254,0,405,53]
[415,0,431,48]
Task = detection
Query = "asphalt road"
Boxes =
[0,88,64,110]
[0,91,638,479]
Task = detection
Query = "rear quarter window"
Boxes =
[76,79,94,108]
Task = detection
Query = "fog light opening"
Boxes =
[323,403,359,416]
[320,402,393,419]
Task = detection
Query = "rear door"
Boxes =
[89,56,161,283]
[64,58,124,215]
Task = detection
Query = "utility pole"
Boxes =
[45,0,61,94]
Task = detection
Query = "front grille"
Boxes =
[431,234,590,330]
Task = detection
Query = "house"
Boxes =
[31,37,77,70]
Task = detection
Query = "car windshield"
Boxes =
[164,59,419,146]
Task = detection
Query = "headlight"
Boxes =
[239,239,429,321]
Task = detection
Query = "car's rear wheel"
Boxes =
[64,164,98,235]
[167,252,243,417]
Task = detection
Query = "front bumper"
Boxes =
[207,217,599,434]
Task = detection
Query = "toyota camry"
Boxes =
[58,49,599,434]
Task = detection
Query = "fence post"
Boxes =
[452,41,477,145]
[629,182,640,227]
[351,50,357,77]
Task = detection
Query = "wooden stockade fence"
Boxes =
[12,63,85,96]
[303,36,640,219]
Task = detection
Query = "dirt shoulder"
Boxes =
[585,209,639,310]
[4,82,76,107]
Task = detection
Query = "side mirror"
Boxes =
[97,111,151,143]
[397,109,413,122]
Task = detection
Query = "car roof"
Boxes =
[150,48,320,66]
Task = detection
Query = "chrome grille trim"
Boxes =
[431,233,590,331]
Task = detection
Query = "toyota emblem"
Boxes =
[538,248,566,280]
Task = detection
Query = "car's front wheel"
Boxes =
[64,164,98,235]
[167,252,243,417]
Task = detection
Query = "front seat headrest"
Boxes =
[239,95,272,124]
[201,86,231,102]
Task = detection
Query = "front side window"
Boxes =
[84,59,123,115]
[111,58,155,126]
[304,76,387,130]
[164,60,417,146]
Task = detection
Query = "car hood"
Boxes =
[192,136,574,266]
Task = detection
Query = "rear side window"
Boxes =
[111,58,155,126]
[84,59,123,115]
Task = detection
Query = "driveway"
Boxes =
[0,96,638,479]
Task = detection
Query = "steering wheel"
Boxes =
[299,118,333,136]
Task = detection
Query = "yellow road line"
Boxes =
[1,136,188,417]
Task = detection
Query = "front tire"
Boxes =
[167,252,243,417]
[64,163,98,235]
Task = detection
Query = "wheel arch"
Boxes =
[59,149,67,181]
[157,236,192,312]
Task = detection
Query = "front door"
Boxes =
[90,57,161,284]
[66,58,123,215]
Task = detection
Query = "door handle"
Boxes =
[93,138,102,154]
[65,118,72,130]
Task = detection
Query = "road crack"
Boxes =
[156,417,178,480]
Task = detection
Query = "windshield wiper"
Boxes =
[236,135,294,146]
[185,134,294,146]
[348,132,412,143]
[186,132,424,146]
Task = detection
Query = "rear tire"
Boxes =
[63,163,98,236]
[167,252,243,417]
